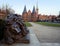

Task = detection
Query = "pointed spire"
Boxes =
[32,6,35,14]
[36,0,38,14]
[23,5,27,13]
[36,0,38,9]
[2,4,5,10]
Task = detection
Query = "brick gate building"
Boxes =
[22,6,38,22]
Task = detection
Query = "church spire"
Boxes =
[32,6,35,14]
[36,0,38,14]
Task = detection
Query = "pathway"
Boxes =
[28,22,60,46]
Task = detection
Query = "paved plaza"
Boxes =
[28,22,60,46]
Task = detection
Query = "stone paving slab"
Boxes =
[40,43,60,46]
[0,30,40,46]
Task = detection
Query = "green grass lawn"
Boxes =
[24,22,32,27]
[35,22,60,27]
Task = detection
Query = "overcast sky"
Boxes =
[0,0,60,15]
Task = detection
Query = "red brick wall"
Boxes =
[22,12,28,22]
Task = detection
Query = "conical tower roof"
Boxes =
[23,5,27,13]
[32,6,36,14]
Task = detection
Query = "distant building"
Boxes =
[56,11,60,23]
[31,6,38,22]
[22,5,58,22]
[48,15,56,22]
[0,9,7,19]
[28,10,31,21]
[38,14,49,22]
[0,5,15,19]
[22,6,28,22]
[22,6,38,22]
